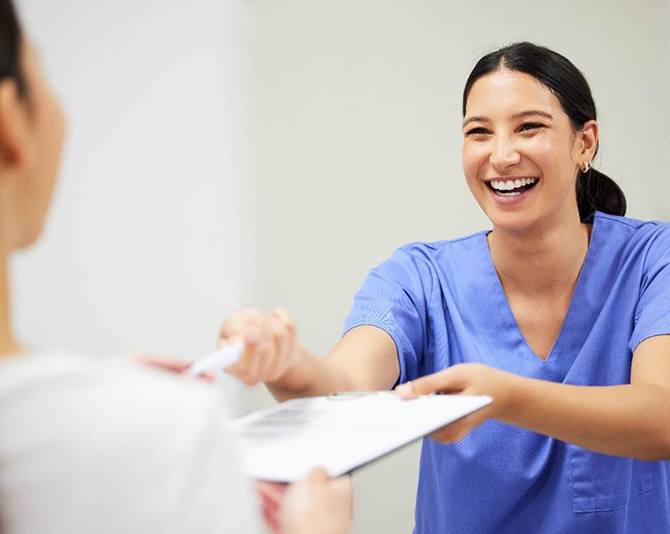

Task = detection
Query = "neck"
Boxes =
[488,209,590,296]
[0,255,21,357]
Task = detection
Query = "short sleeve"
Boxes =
[343,246,429,383]
[629,225,670,352]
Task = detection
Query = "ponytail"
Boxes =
[576,167,627,220]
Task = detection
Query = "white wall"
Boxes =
[242,1,670,532]
[10,1,668,532]
[13,0,247,360]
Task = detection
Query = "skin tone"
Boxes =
[221,67,670,461]
[257,469,353,534]
[0,42,65,357]
[462,68,595,360]
[280,469,352,534]
[0,38,351,534]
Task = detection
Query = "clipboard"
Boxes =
[228,392,492,482]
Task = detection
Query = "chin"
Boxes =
[15,220,46,251]
[486,207,542,235]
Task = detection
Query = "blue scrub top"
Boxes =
[344,212,670,534]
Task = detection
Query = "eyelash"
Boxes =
[518,122,545,132]
[465,127,491,136]
[464,122,547,137]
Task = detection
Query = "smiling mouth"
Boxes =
[486,177,539,197]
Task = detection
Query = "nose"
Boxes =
[489,136,521,170]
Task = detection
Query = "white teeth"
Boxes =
[489,177,537,192]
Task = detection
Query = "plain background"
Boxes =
[14,0,247,359]
[11,1,670,533]
[241,1,670,532]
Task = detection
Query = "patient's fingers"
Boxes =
[280,470,353,534]
[256,481,288,534]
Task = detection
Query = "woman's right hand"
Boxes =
[219,307,302,386]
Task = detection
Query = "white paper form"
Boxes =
[228,392,492,482]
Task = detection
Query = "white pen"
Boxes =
[189,340,245,376]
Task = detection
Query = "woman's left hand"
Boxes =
[395,363,521,444]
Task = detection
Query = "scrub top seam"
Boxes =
[342,320,410,387]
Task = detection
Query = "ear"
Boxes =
[578,119,598,163]
[0,77,30,170]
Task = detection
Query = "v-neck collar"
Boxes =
[475,213,604,379]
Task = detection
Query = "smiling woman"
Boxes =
[462,42,626,230]
[218,41,670,533]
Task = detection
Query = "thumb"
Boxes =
[330,475,353,496]
[305,467,329,484]
[396,368,464,398]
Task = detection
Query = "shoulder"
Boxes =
[594,212,670,267]
[0,351,233,457]
[594,211,670,238]
[388,230,489,267]
[0,350,227,412]
[365,231,488,289]
[0,351,255,533]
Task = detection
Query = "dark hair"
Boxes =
[462,42,626,220]
[0,0,25,95]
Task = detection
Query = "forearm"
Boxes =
[266,326,400,402]
[266,347,357,401]
[502,376,670,460]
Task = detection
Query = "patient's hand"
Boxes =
[135,354,215,382]
[280,469,353,534]
[256,480,288,534]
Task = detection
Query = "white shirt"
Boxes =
[0,351,258,534]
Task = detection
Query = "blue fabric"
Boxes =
[344,212,670,534]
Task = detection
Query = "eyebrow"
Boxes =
[462,110,554,128]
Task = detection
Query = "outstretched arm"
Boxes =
[219,308,400,401]
[398,335,670,460]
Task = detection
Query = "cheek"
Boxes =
[527,133,575,183]
[462,142,487,182]
[526,135,555,164]
[37,93,65,182]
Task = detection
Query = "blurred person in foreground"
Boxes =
[0,1,351,532]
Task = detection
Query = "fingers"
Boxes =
[270,308,299,382]
[330,475,354,513]
[302,469,352,505]
[395,363,496,444]
[256,480,289,501]
[248,322,277,384]
[305,467,330,483]
[256,481,287,534]
[396,367,467,398]
[262,311,289,382]
[137,355,215,380]
[219,307,262,342]
[429,408,490,444]
[260,501,281,534]
[219,306,299,386]
[139,355,191,374]
[280,470,354,533]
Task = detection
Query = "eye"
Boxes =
[465,127,492,137]
[517,122,545,133]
